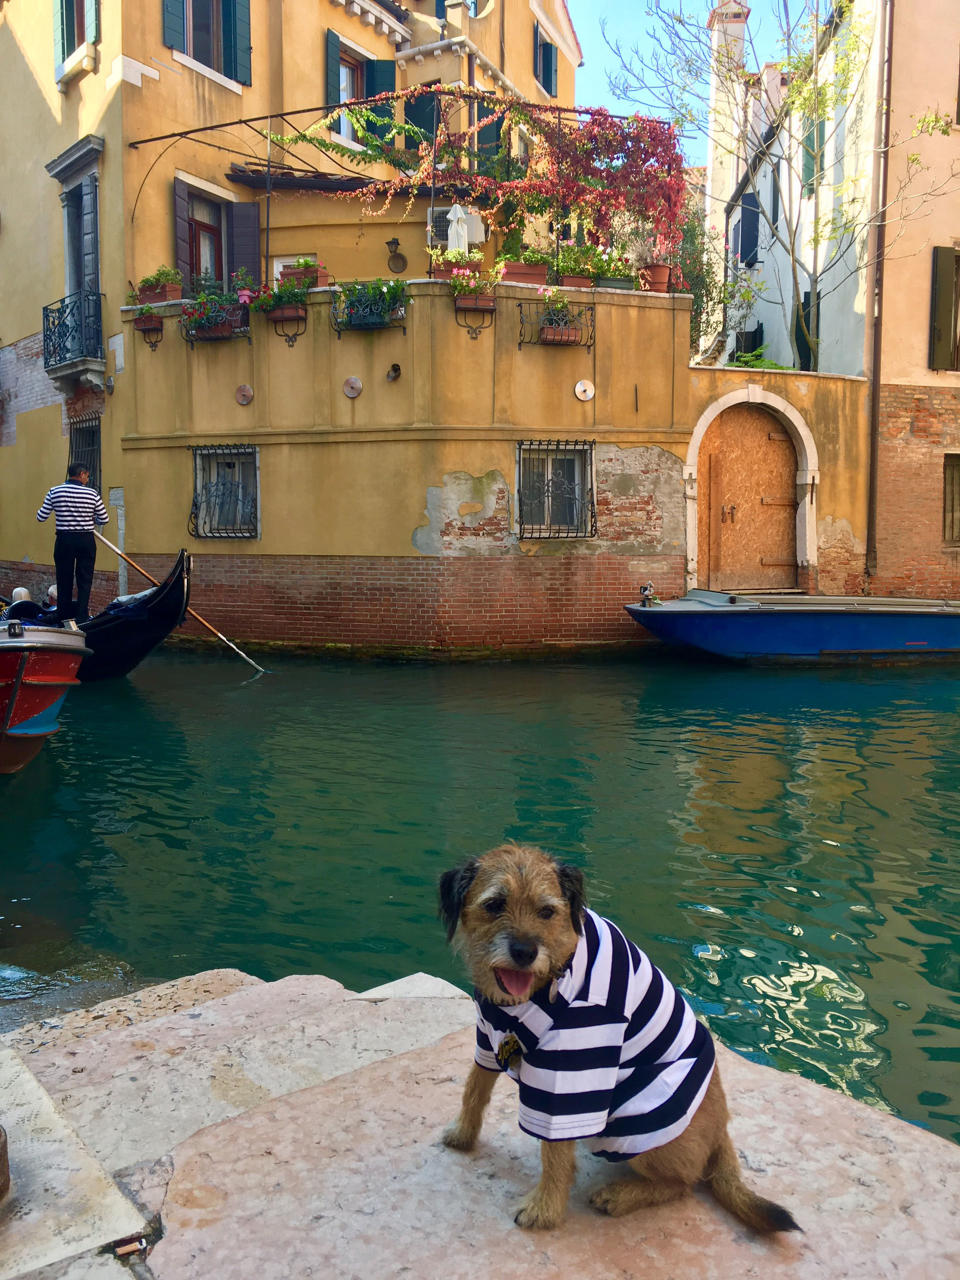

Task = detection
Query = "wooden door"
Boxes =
[697,405,798,590]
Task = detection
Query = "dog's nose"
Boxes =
[508,937,538,968]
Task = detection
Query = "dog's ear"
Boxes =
[556,863,586,934]
[438,860,479,941]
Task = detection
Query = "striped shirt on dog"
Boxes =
[37,483,109,532]
[473,908,715,1161]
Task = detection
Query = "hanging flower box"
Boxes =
[181,300,250,344]
[559,275,593,289]
[594,276,636,291]
[454,295,496,314]
[264,303,307,324]
[133,313,163,336]
[500,260,549,285]
[279,264,330,289]
[539,322,582,346]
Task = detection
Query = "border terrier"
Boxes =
[438,843,800,1234]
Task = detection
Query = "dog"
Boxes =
[438,843,801,1234]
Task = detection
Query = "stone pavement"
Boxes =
[0,969,958,1279]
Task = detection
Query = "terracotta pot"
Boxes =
[280,266,329,288]
[133,314,162,333]
[265,304,307,322]
[431,264,456,280]
[559,275,593,288]
[137,282,182,304]
[454,295,496,313]
[500,261,549,285]
[642,264,671,292]
[236,288,255,304]
[594,276,635,291]
[193,321,236,340]
[539,323,581,346]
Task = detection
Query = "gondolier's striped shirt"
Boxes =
[37,483,109,532]
[473,908,715,1160]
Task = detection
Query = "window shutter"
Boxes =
[794,291,819,371]
[405,85,437,144]
[325,29,341,134]
[80,174,100,294]
[930,246,958,371]
[85,0,100,45]
[740,191,760,266]
[224,0,251,85]
[163,0,187,53]
[365,60,396,141]
[435,0,446,17]
[477,101,502,158]
[226,202,261,287]
[771,159,780,229]
[544,42,558,97]
[533,21,540,80]
[53,0,67,68]
[731,218,741,261]
[802,117,824,196]
[173,177,192,289]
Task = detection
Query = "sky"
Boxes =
[566,0,787,165]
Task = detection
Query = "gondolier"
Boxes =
[36,462,109,622]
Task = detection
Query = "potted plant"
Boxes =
[231,267,257,305]
[181,287,246,341]
[428,246,484,281]
[593,246,636,291]
[336,278,407,329]
[248,279,308,323]
[132,304,163,348]
[449,261,503,314]
[556,241,603,289]
[537,287,582,346]
[135,265,183,304]
[498,245,552,285]
[279,255,330,288]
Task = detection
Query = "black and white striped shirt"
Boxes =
[474,909,716,1160]
[37,482,109,532]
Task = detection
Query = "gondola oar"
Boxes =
[94,531,267,676]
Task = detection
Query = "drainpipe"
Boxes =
[866,0,894,582]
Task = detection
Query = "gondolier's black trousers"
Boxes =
[54,531,96,622]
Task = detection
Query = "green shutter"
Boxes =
[325,29,341,134]
[162,0,186,54]
[223,0,251,85]
[405,85,437,145]
[802,117,825,196]
[543,42,557,97]
[533,21,540,81]
[930,247,958,371]
[85,0,99,44]
[53,0,67,66]
[365,59,396,142]
[477,102,502,156]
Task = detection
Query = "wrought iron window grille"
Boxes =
[42,290,104,370]
[518,439,598,540]
[69,415,102,494]
[188,445,259,539]
[330,292,407,337]
[517,300,595,350]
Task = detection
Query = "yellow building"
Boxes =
[0,0,871,650]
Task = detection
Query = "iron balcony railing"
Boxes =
[42,290,104,371]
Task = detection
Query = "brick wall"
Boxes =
[871,382,960,597]
[0,333,66,447]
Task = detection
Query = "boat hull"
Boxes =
[625,590,960,664]
[0,626,90,772]
[77,549,191,681]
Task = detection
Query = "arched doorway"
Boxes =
[685,386,820,592]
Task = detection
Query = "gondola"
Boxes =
[1,550,191,682]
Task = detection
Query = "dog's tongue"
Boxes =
[496,968,534,999]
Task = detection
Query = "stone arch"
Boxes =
[683,384,820,591]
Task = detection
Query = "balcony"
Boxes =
[42,290,106,391]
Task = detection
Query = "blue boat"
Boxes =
[624,589,960,664]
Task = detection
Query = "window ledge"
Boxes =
[56,42,96,92]
[171,49,243,95]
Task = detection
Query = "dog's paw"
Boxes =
[441,1121,477,1151]
[588,1181,638,1218]
[514,1192,564,1230]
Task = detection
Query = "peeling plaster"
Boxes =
[413,470,514,556]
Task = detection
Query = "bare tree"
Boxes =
[603,1,956,370]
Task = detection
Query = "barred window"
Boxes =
[69,414,101,493]
[518,440,597,539]
[945,455,960,544]
[189,445,259,538]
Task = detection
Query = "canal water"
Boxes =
[2,650,958,1146]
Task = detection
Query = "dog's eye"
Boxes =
[538,905,556,920]
[482,897,506,916]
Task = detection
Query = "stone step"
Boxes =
[6,970,474,1175]
[0,1048,145,1280]
[143,1030,960,1280]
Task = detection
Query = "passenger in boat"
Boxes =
[36,463,109,622]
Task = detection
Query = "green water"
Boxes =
[2,651,958,1145]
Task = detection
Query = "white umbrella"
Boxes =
[446,203,469,255]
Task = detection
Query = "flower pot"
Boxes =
[642,264,671,292]
[431,264,456,281]
[264,304,307,323]
[594,276,635,291]
[236,288,255,304]
[560,275,593,289]
[133,314,163,334]
[539,323,582,346]
[193,321,236,340]
[500,261,549,285]
[137,282,182,304]
[280,266,328,289]
[454,295,496,313]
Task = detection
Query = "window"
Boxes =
[738,192,760,267]
[518,440,597,539]
[54,0,99,74]
[162,0,251,85]
[801,116,825,197]
[187,193,223,287]
[771,159,781,230]
[189,446,259,539]
[930,246,960,371]
[534,22,558,97]
[945,456,960,543]
[339,52,362,143]
[69,415,101,494]
[324,30,396,141]
[173,179,260,294]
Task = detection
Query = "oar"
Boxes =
[94,531,268,676]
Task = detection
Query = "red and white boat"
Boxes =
[0,620,90,773]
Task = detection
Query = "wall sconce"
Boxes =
[386,237,407,273]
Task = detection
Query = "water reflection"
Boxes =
[0,651,957,1145]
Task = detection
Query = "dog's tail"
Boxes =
[704,1133,801,1234]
